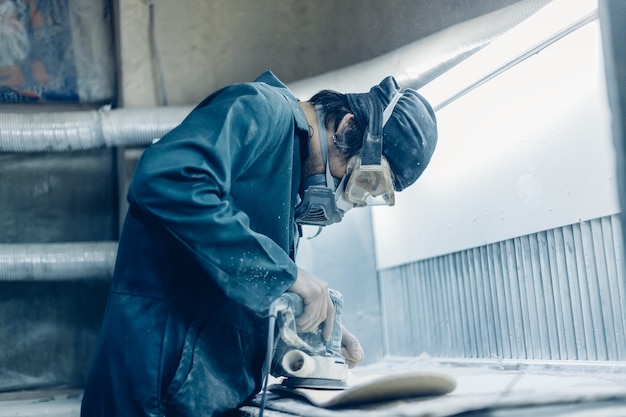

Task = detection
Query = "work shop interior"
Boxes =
[0,0,625,416]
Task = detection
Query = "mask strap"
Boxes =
[315,105,336,190]
[382,92,403,127]
[361,92,402,166]
[361,99,383,166]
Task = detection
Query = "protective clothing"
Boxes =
[80,71,310,417]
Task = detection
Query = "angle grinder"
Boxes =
[270,289,349,389]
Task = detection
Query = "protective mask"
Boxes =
[295,93,402,227]
[295,106,345,226]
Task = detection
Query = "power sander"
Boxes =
[269,289,349,389]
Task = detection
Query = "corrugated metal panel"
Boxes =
[379,215,626,361]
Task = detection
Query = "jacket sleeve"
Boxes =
[127,84,298,314]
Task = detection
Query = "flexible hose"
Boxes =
[0,241,116,281]
[288,0,552,98]
[0,106,192,153]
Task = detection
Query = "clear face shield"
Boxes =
[336,155,395,208]
[335,92,401,212]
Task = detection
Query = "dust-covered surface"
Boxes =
[242,355,626,417]
[0,389,82,417]
[2,355,626,416]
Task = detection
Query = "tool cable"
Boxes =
[258,296,290,417]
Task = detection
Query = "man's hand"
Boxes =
[288,267,335,341]
[341,326,364,368]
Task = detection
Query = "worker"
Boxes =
[80,70,437,417]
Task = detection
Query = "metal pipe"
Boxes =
[0,106,192,153]
[0,242,117,281]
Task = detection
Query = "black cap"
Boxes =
[346,76,438,191]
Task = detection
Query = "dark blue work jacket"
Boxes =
[81,71,310,417]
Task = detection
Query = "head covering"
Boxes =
[346,76,438,191]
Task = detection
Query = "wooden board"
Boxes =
[269,370,456,408]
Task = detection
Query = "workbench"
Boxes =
[1,356,626,416]
[240,356,626,417]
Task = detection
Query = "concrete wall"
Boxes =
[116,0,521,107]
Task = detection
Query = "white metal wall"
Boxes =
[375,1,626,361]
[380,214,626,360]
[373,1,618,268]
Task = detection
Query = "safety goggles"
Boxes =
[338,155,395,207]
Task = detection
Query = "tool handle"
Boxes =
[279,292,304,317]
